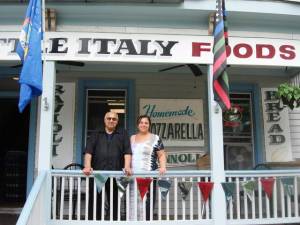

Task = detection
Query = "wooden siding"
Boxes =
[289,108,300,159]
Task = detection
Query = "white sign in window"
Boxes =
[139,99,204,147]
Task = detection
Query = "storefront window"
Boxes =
[85,89,126,141]
[223,93,254,170]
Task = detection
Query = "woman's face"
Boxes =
[138,117,150,133]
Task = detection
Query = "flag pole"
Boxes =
[42,0,45,61]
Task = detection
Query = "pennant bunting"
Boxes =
[136,178,152,200]
[281,177,294,197]
[198,182,214,203]
[94,174,108,193]
[178,181,193,201]
[212,0,231,110]
[157,179,172,200]
[221,182,235,202]
[116,177,131,198]
[241,180,256,201]
[261,178,275,199]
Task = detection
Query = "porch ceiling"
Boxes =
[0,1,300,33]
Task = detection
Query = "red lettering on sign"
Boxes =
[192,42,211,57]
[279,45,296,60]
[256,44,275,58]
[233,43,253,58]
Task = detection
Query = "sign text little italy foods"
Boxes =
[0,32,299,67]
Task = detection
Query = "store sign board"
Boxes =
[1,32,300,67]
[139,99,204,147]
[261,88,293,162]
[52,82,76,169]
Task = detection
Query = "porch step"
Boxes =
[0,207,22,214]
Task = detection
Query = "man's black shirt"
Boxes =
[85,129,132,170]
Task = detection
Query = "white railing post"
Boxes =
[207,65,227,225]
[37,60,56,172]
[36,61,56,225]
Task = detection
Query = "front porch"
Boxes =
[17,169,300,225]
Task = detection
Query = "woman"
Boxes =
[129,115,167,220]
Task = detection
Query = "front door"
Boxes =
[85,89,127,143]
[0,97,29,216]
[223,92,254,170]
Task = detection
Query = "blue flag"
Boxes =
[16,0,42,113]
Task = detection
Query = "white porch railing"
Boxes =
[17,169,300,225]
[16,171,49,225]
[50,170,213,225]
[226,170,300,225]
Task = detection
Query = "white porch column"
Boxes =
[207,65,227,225]
[37,61,56,172]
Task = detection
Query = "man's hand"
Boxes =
[83,167,93,176]
[123,167,132,176]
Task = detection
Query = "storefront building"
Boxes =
[0,0,300,225]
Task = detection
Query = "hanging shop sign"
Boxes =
[261,88,292,162]
[139,99,204,147]
[0,32,299,67]
[52,82,76,169]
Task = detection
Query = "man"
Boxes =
[83,111,132,220]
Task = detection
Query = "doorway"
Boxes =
[0,97,30,209]
[223,92,255,170]
[85,89,127,143]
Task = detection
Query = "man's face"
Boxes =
[104,112,118,131]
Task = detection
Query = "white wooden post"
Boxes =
[37,60,56,172]
[207,65,227,225]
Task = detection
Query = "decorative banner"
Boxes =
[261,88,292,162]
[94,174,108,193]
[281,177,294,197]
[139,99,204,147]
[157,179,172,200]
[261,178,275,199]
[221,182,236,202]
[178,181,193,200]
[136,178,152,200]
[198,182,214,202]
[116,177,131,198]
[241,180,256,201]
[51,83,76,169]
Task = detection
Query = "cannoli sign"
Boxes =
[139,99,204,147]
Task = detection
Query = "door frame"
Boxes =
[230,83,264,166]
[75,79,135,164]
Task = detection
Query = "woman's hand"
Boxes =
[83,167,93,176]
[159,167,166,176]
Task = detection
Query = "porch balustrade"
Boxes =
[51,170,212,224]
[17,169,300,225]
[226,170,300,225]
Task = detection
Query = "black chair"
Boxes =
[56,163,84,219]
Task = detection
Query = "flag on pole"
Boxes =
[16,0,43,113]
[213,0,231,110]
